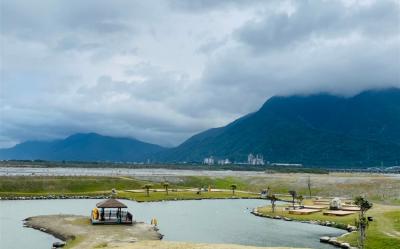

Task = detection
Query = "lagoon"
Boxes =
[0,199,343,249]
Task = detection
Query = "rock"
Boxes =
[320,236,330,243]
[283,217,292,221]
[53,241,66,247]
[340,242,351,249]
[347,224,357,232]
[328,237,341,246]
[273,216,281,219]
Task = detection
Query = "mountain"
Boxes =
[0,133,165,162]
[159,88,400,167]
[2,88,400,167]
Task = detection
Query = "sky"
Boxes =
[0,0,399,148]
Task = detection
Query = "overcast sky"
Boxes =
[1,0,399,148]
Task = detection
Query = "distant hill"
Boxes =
[158,88,400,167]
[0,133,165,162]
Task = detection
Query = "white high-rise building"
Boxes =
[248,153,265,165]
[203,156,215,165]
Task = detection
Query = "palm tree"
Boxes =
[288,190,297,209]
[307,175,312,198]
[297,195,304,206]
[230,184,237,195]
[163,182,169,195]
[143,184,152,197]
[270,194,278,213]
[355,196,373,249]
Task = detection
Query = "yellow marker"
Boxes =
[92,208,99,220]
[151,217,158,226]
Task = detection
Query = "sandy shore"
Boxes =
[23,215,307,249]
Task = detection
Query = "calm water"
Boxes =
[0,199,343,249]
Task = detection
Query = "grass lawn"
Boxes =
[257,202,400,249]
[118,190,259,202]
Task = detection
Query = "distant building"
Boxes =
[203,156,215,165]
[217,159,231,165]
[248,153,265,165]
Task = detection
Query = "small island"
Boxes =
[24,214,162,249]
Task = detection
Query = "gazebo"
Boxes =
[91,199,133,225]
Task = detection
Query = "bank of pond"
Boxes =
[0,199,344,249]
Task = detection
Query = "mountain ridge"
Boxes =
[157,88,400,166]
[0,133,165,162]
[1,88,400,166]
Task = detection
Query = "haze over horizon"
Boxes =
[1,0,399,148]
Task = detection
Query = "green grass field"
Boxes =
[0,176,258,200]
[118,190,259,202]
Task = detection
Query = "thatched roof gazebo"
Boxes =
[91,199,133,225]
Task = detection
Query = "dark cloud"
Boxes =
[0,0,399,148]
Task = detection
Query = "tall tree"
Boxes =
[270,194,278,213]
[163,182,169,195]
[230,184,237,195]
[143,184,152,197]
[307,176,312,198]
[288,190,297,209]
[355,196,373,249]
[297,195,304,206]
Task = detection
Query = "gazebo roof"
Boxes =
[96,198,127,208]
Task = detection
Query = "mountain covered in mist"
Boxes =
[1,88,400,167]
[0,133,165,162]
[158,88,400,167]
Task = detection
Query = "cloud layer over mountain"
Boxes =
[1,0,399,148]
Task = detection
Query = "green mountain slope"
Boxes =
[159,88,400,167]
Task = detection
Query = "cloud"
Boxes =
[236,0,400,52]
[0,0,399,148]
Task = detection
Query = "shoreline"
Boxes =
[251,207,356,249]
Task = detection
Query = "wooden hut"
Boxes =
[91,199,133,225]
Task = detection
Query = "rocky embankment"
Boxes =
[1,195,109,200]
